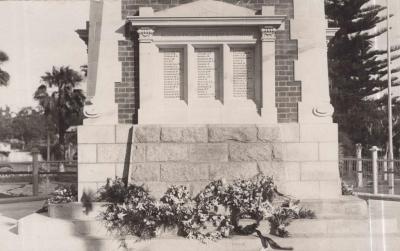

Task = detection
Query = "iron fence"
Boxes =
[340,157,400,195]
[0,158,77,198]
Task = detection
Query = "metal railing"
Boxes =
[340,155,400,195]
[0,149,77,197]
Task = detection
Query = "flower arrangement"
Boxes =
[47,184,77,204]
[97,175,315,244]
[98,178,159,239]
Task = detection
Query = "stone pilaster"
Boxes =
[260,26,277,123]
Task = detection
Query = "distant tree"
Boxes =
[0,106,13,141]
[11,107,47,148]
[0,51,10,86]
[326,0,400,153]
[34,66,85,159]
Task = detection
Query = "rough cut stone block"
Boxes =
[257,126,280,142]
[161,126,208,143]
[78,163,115,182]
[319,180,341,199]
[300,123,338,142]
[319,142,339,161]
[283,181,320,199]
[130,163,161,182]
[131,144,146,162]
[160,163,209,182]
[78,144,97,163]
[277,124,300,142]
[146,144,188,162]
[115,125,134,143]
[78,125,115,144]
[189,144,228,162]
[282,143,318,161]
[301,161,339,181]
[208,126,257,142]
[134,126,161,143]
[209,162,259,180]
[229,143,273,161]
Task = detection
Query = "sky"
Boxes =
[0,0,399,112]
[0,1,89,112]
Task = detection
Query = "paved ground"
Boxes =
[0,200,45,220]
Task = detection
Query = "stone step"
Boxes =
[48,202,107,220]
[287,218,398,235]
[299,197,368,218]
[18,234,400,251]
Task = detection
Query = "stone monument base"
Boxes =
[77,123,340,200]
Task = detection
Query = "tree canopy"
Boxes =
[326,0,400,153]
[0,51,10,86]
[34,66,85,159]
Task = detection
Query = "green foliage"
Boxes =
[48,184,78,204]
[326,0,400,152]
[0,50,9,86]
[34,66,85,158]
[0,106,47,148]
[97,176,315,244]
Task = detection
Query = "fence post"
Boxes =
[370,146,380,194]
[31,147,40,196]
[383,154,388,181]
[356,143,363,187]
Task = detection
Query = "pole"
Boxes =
[32,148,40,196]
[370,146,380,195]
[356,144,363,187]
[387,0,395,194]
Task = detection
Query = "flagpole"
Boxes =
[387,0,394,194]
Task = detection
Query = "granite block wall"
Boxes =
[78,124,340,200]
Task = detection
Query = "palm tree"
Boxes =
[34,66,85,160]
[0,51,10,86]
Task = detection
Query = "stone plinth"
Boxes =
[77,123,340,200]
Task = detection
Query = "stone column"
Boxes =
[260,26,277,123]
[291,0,334,123]
[83,0,121,125]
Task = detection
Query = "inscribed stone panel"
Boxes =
[195,47,220,99]
[161,48,184,100]
[231,47,255,99]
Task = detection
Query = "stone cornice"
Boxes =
[128,16,286,29]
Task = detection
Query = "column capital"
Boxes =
[137,27,154,43]
[260,26,276,42]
